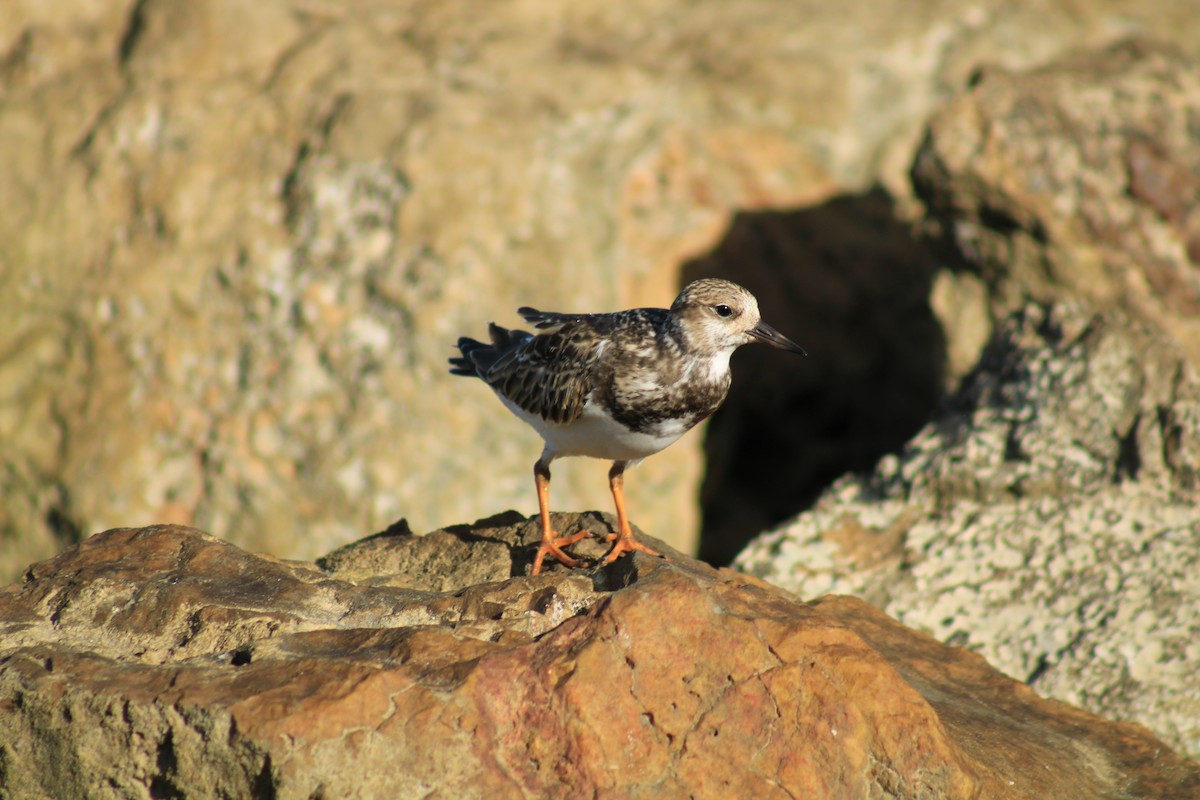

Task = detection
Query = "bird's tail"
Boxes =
[448,324,533,377]
[448,337,487,377]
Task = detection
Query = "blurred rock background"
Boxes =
[4,0,1200,584]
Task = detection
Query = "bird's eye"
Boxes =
[714,304,733,318]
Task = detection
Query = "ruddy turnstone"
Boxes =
[450,278,806,575]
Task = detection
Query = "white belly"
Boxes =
[497,394,687,462]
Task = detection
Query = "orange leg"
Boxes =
[601,461,662,565]
[530,459,589,575]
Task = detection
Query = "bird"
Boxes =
[449,278,807,575]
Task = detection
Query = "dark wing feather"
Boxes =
[516,307,592,333]
[449,300,675,424]
[451,322,542,376]
[449,336,491,376]
[486,322,599,424]
[520,307,665,338]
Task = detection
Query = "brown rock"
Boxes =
[2,522,1197,798]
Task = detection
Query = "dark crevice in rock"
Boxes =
[43,492,82,550]
[682,186,945,565]
[116,0,149,69]
[1025,652,1052,685]
[251,754,277,800]
[1114,414,1143,482]
[149,729,183,800]
[279,93,357,238]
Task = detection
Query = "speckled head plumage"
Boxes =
[449,277,806,575]
[670,278,808,357]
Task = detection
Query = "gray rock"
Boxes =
[737,302,1200,757]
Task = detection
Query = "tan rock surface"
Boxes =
[6,1,1200,582]
[2,521,1198,799]
[914,37,1200,368]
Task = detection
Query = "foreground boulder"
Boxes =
[2,518,1197,799]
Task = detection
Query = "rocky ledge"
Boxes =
[1,518,1197,799]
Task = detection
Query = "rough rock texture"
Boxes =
[914,37,1200,371]
[6,2,1200,583]
[2,521,1198,799]
[737,302,1200,758]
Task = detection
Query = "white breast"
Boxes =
[496,393,686,463]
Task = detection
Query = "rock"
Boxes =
[737,301,1200,758]
[914,37,1200,370]
[2,521,1198,799]
[7,1,1200,585]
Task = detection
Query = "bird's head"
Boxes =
[670,278,807,357]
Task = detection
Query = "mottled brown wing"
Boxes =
[484,322,599,424]
[517,307,588,332]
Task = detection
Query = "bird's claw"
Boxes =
[530,530,589,575]
[601,535,662,565]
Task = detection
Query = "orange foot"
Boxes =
[601,461,664,566]
[601,533,662,565]
[531,530,590,576]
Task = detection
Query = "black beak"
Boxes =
[748,321,807,355]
